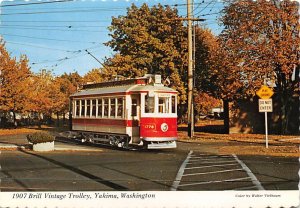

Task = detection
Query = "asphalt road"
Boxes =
[0,140,298,191]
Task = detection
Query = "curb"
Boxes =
[0,145,103,152]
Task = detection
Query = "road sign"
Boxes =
[258,98,273,149]
[256,85,274,99]
[258,99,273,112]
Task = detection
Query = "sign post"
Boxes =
[256,86,274,148]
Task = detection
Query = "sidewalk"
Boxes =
[0,133,103,152]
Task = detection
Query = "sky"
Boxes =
[0,0,224,76]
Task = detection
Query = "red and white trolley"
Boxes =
[69,74,177,149]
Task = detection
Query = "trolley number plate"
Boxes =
[144,124,156,130]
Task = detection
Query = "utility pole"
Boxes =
[187,0,194,137]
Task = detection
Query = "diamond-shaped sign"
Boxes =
[256,85,274,99]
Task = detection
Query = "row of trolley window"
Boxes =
[73,97,124,119]
[72,94,177,119]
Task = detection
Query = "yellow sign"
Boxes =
[256,85,274,99]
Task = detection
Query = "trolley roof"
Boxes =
[71,75,177,98]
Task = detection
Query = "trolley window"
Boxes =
[75,100,80,117]
[131,99,137,116]
[86,100,91,117]
[158,97,170,114]
[80,99,85,117]
[91,99,96,117]
[103,98,109,117]
[110,98,116,118]
[145,95,154,113]
[171,96,176,114]
[117,98,124,118]
[97,99,102,118]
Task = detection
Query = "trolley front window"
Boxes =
[145,95,154,113]
[158,97,170,114]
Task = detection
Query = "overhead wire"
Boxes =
[1,33,100,44]
[0,8,126,16]
[5,41,83,52]
[0,24,108,28]
[0,0,74,7]
[0,26,107,33]
[194,0,217,16]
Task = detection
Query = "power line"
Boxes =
[0,24,108,28]
[1,33,102,44]
[2,20,111,23]
[0,0,74,7]
[31,47,103,68]
[3,5,127,11]
[5,41,82,52]
[194,0,216,16]
[0,8,126,16]
[0,26,107,33]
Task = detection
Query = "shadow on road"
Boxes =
[18,149,129,191]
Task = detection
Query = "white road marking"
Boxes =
[187,160,237,165]
[232,154,265,190]
[190,155,232,159]
[184,163,238,170]
[170,150,193,191]
[178,177,252,187]
[189,158,234,162]
[183,168,243,177]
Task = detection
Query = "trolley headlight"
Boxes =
[161,123,168,132]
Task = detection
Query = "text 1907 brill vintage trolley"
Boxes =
[69,74,178,149]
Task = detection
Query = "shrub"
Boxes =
[27,132,55,144]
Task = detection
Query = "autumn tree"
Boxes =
[60,71,83,90]
[105,3,188,105]
[194,92,222,116]
[194,27,220,93]
[27,69,54,127]
[0,41,31,126]
[50,76,76,126]
[82,68,107,84]
[213,0,300,134]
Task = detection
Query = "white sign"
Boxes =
[258,99,273,112]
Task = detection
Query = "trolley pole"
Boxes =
[187,0,194,137]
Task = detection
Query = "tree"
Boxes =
[105,3,188,105]
[194,92,222,116]
[50,76,76,126]
[60,71,83,90]
[27,69,54,127]
[194,27,220,93]
[82,68,107,83]
[213,0,300,134]
[0,41,31,126]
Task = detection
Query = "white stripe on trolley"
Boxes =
[184,163,238,170]
[183,168,243,177]
[232,154,265,190]
[178,177,252,187]
[170,150,193,191]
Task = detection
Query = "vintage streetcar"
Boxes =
[69,74,178,149]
